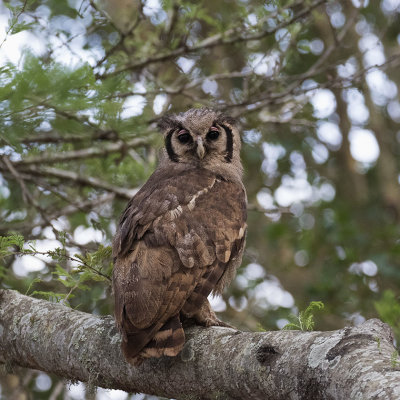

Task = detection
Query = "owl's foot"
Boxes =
[208,318,234,328]
[200,315,234,328]
[185,299,234,328]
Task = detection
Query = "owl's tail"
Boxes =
[122,314,185,366]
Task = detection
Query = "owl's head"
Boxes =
[158,108,242,180]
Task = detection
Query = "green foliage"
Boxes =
[1,0,35,41]
[391,350,400,369]
[0,233,25,257]
[375,337,382,354]
[282,301,325,331]
[374,290,400,343]
[0,234,112,305]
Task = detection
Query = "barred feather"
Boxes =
[112,109,246,365]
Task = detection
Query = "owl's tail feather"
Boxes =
[122,314,185,366]
[142,314,185,357]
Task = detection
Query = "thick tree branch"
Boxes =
[0,290,399,399]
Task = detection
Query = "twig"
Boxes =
[8,249,111,283]
[97,0,327,79]
[0,0,29,49]
[20,130,118,144]
[247,203,291,214]
[109,70,254,99]
[2,155,32,204]
[0,193,115,236]
[94,2,144,68]
[2,155,54,228]
[13,165,138,200]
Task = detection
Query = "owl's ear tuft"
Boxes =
[157,115,178,134]
[215,113,239,130]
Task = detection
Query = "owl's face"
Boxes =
[158,109,242,175]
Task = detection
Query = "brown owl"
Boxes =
[112,108,247,365]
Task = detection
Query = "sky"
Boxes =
[0,1,397,398]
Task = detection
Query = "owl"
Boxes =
[112,108,247,365]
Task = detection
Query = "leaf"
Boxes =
[0,234,25,258]
[282,301,325,331]
[375,290,400,342]
[30,291,69,302]
[25,277,42,295]
[10,21,35,34]
[282,323,301,331]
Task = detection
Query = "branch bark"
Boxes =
[0,163,137,200]
[14,137,149,166]
[1,290,399,399]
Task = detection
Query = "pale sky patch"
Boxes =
[349,128,380,163]
[310,89,336,118]
[120,96,146,119]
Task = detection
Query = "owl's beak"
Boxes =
[196,137,205,159]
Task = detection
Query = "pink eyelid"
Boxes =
[210,126,218,131]
[178,129,188,135]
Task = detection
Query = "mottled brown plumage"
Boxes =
[112,108,247,365]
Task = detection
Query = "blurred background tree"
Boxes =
[0,0,400,398]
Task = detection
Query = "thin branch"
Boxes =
[20,130,119,145]
[14,137,150,166]
[97,0,327,79]
[0,193,115,236]
[11,165,137,200]
[0,0,29,49]
[94,2,144,68]
[247,202,291,215]
[294,5,359,81]
[1,155,56,230]
[109,70,254,99]
[221,52,400,117]
[9,249,111,283]
[2,155,32,204]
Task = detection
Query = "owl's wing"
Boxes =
[177,176,247,319]
[113,241,199,363]
[112,166,246,362]
[113,166,220,258]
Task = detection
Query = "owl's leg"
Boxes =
[182,299,233,328]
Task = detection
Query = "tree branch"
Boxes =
[0,193,115,236]
[20,130,119,145]
[14,137,150,166]
[1,290,399,399]
[98,0,327,79]
[0,162,137,200]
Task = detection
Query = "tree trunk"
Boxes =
[0,289,399,399]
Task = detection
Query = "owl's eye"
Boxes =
[177,131,192,144]
[207,128,219,141]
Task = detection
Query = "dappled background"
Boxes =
[1,0,400,398]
